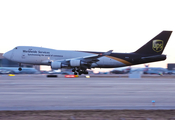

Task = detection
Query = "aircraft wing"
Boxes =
[43,50,113,69]
[81,50,113,63]
[66,50,113,63]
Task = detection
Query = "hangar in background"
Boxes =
[0,53,40,71]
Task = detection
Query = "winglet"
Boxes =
[103,50,113,55]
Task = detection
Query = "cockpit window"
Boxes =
[14,47,17,49]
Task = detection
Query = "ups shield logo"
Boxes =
[152,40,164,52]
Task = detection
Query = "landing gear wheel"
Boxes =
[18,63,22,71]
[72,68,75,72]
[74,72,78,75]
[18,67,22,71]
[76,69,80,72]
[79,71,82,75]
[84,71,88,74]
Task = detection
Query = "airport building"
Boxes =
[167,63,175,70]
[0,53,40,71]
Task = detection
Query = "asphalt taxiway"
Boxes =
[0,74,175,110]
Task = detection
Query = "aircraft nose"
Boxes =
[3,50,13,60]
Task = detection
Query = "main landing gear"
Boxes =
[72,68,88,75]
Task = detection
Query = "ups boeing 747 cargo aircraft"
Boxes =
[3,31,172,75]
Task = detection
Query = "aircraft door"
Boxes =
[21,52,26,59]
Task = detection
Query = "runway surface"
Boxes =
[0,74,175,110]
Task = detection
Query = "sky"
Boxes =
[0,0,175,71]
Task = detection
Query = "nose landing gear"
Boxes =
[18,63,22,71]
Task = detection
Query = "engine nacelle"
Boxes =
[51,62,62,69]
[70,60,81,67]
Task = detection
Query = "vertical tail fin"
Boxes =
[134,31,172,55]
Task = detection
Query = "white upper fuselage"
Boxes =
[3,46,126,68]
